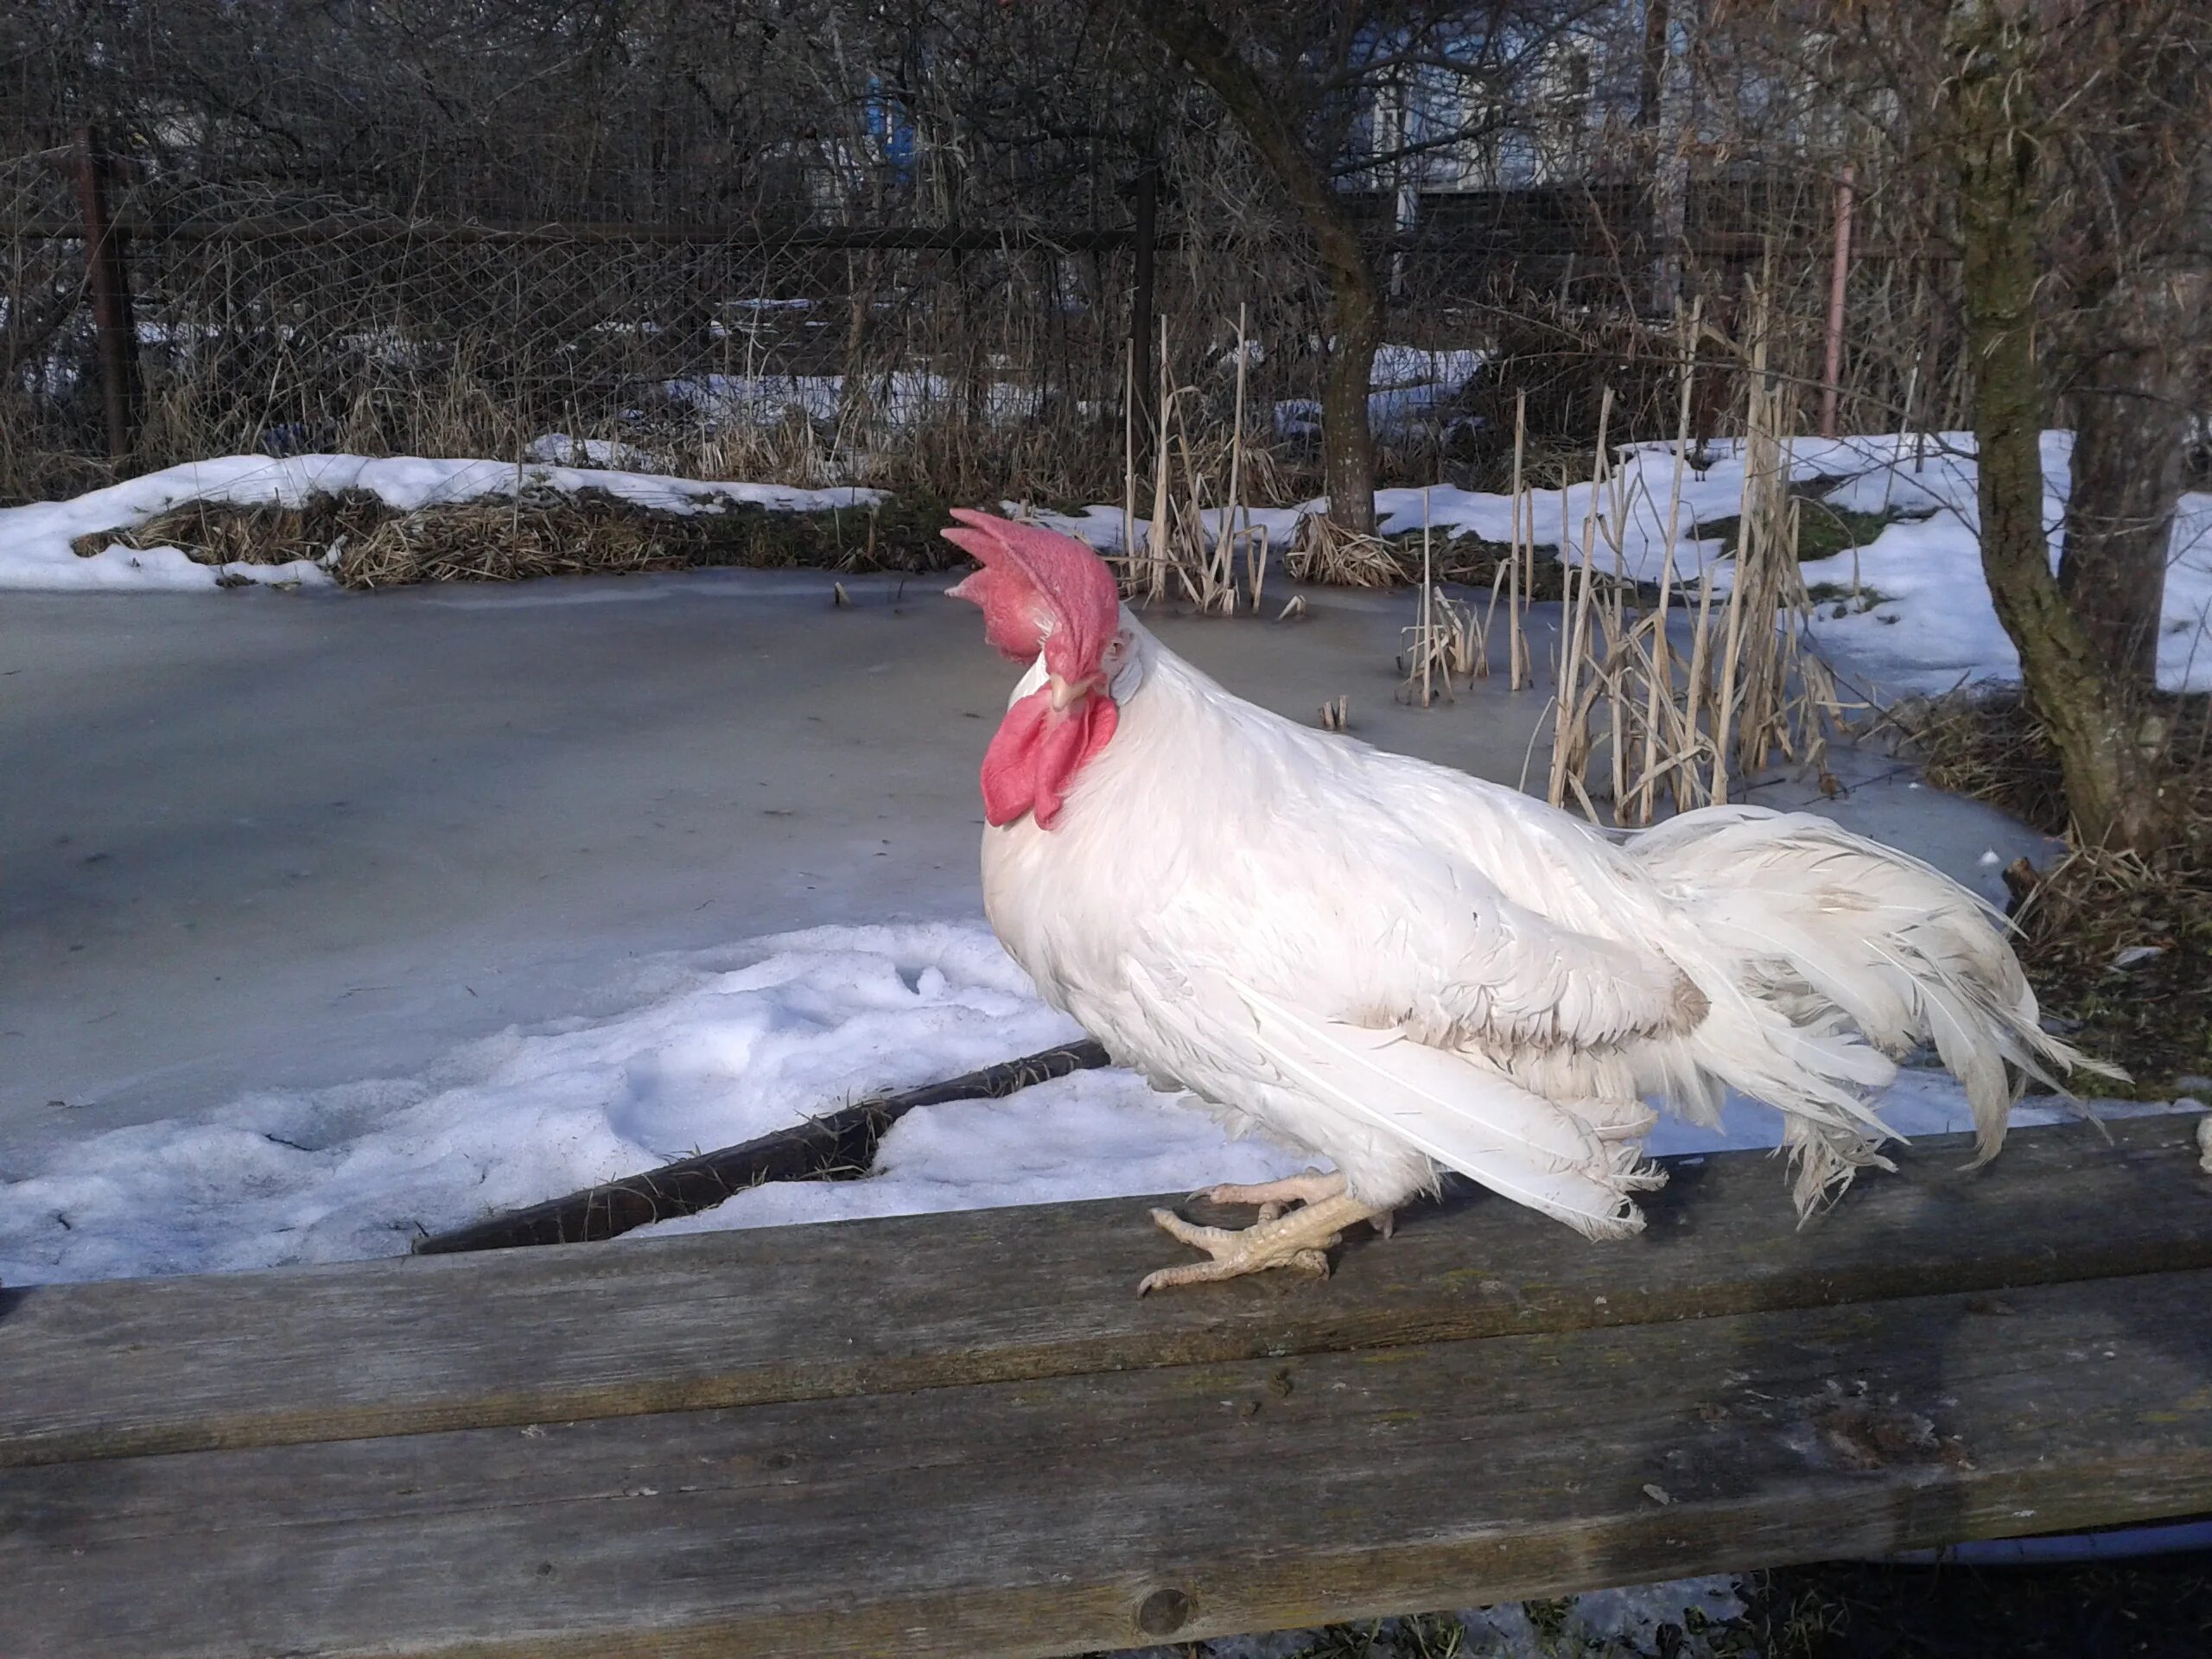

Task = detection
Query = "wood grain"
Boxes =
[2,1115,2206,1469]
[6,1268,2209,1658]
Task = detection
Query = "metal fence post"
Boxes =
[73,126,141,460]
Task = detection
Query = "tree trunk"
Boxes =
[2061,358,2187,688]
[1315,240,1382,535]
[2056,101,2211,690]
[1943,1,2177,854]
[1122,0,1381,532]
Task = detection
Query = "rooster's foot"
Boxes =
[1192,1169,1395,1236]
[1194,1167,1340,1219]
[1138,1192,1381,1295]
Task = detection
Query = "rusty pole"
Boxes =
[1819,162,1856,441]
[73,127,142,460]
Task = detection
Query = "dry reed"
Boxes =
[1537,289,1845,825]
[1123,309,1274,615]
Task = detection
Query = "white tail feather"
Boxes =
[1634,807,2116,1205]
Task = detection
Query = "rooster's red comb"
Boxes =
[942,510,1121,676]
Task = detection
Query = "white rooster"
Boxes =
[941,509,2106,1294]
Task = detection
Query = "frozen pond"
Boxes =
[2,568,2056,1178]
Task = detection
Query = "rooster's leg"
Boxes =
[1138,1192,1381,1295]
[1192,1169,1396,1236]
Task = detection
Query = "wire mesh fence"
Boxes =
[0,0,1978,515]
[3,156,1167,505]
[4,164,1957,505]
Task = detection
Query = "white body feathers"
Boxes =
[982,616,2092,1235]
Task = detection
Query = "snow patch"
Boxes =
[1045,429,2212,696]
[632,1066,1307,1239]
[0,923,1084,1284]
[0,453,886,592]
[1113,1574,1748,1658]
[663,371,1045,429]
[523,432,658,471]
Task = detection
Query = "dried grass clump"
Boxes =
[1401,583,1495,704]
[1897,688,2212,847]
[88,492,663,585]
[2002,842,2212,1096]
[700,406,837,492]
[78,491,394,569]
[1378,534,1571,601]
[340,501,661,585]
[1119,307,1275,616]
[1285,512,1402,587]
[80,488,962,588]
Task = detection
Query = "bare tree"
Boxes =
[1710,0,2202,854]
[1937,0,2199,853]
[1111,1,1595,534]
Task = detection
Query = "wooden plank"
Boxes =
[413,1039,1109,1252]
[1,1115,2205,1470]
[6,1268,2209,1658]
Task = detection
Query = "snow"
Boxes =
[1116,1577,1746,1659]
[0,914,1311,1285]
[1798,431,2212,696]
[1046,429,2212,696]
[634,1059,1306,1240]
[1395,430,2212,696]
[1274,379,1469,442]
[0,921,1145,1284]
[1457,1576,1746,1659]
[523,431,657,470]
[0,453,885,592]
[1370,343,1484,389]
[1274,343,1484,441]
[670,343,1478,446]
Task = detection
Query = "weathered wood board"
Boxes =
[3,1113,2209,1657]
[3,1116,2204,1470]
